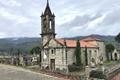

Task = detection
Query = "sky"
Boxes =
[0,0,120,38]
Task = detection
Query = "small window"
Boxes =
[51,49,54,54]
[89,50,92,53]
[94,50,97,53]
[50,21,52,29]
[89,50,92,56]
[91,58,95,63]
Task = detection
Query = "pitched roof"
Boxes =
[57,39,76,47]
[57,39,98,48]
[44,0,52,16]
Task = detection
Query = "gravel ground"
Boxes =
[0,64,62,80]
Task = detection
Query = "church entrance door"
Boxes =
[50,59,55,71]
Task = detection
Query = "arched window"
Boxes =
[94,50,97,53]
[91,58,95,63]
[114,53,118,61]
[51,49,54,54]
[89,50,92,57]
[50,21,52,30]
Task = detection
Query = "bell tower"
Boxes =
[41,0,56,46]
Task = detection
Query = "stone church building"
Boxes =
[40,0,106,72]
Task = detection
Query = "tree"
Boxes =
[17,49,22,56]
[9,48,13,56]
[30,46,41,66]
[115,32,120,43]
[30,46,41,55]
[85,46,88,66]
[75,40,82,66]
[17,49,22,66]
[105,44,115,61]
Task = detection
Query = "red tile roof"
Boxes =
[57,38,98,48]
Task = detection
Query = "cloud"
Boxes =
[87,13,106,30]
[0,0,21,7]
[101,9,120,26]
[0,0,120,38]
[58,13,102,30]
[56,0,120,37]
[0,32,7,38]
[57,7,120,37]
[0,8,30,24]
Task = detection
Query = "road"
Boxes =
[0,64,62,80]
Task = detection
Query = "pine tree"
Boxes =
[75,40,82,66]
[115,32,120,43]
[85,46,88,66]
[105,43,115,61]
[17,49,21,66]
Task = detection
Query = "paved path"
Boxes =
[0,64,62,80]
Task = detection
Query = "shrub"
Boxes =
[68,64,83,72]
[56,68,67,73]
[90,70,106,79]
[56,68,61,72]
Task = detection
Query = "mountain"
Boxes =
[0,35,118,55]
[67,34,115,42]
[0,37,41,54]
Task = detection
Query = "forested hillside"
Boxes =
[0,35,118,54]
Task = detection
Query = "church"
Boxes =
[40,0,106,72]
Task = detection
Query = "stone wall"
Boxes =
[97,41,106,62]
[41,39,106,72]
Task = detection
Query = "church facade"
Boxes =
[40,1,106,72]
